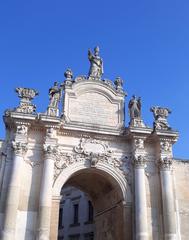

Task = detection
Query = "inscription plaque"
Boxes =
[68,92,119,127]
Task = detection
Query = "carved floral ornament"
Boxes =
[46,138,131,184]
[16,125,28,136]
[12,141,28,156]
[158,157,173,170]
[134,138,145,149]
[160,141,172,152]
[133,155,146,168]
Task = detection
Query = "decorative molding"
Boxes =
[134,138,145,150]
[16,125,28,136]
[12,141,28,156]
[43,144,58,158]
[53,138,130,183]
[160,141,171,152]
[159,157,173,170]
[24,158,42,168]
[46,128,57,138]
[133,155,146,168]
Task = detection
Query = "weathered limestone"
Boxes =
[132,137,148,240]
[159,158,176,240]
[37,137,57,240]
[158,137,177,240]
[1,140,28,240]
[0,47,187,240]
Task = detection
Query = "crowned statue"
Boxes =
[88,46,103,79]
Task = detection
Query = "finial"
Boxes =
[150,106,171,130]
[64,68,73,80]
[14,87,38,114]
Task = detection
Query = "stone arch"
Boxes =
[51,161,132,240]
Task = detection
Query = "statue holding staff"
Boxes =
[88,46,103,78]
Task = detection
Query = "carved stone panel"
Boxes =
[63,80,125,132]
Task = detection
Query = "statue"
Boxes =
[47,82,62,117]
[48,82,61,108]
[128,95,141,119]
[128,95,145,127]
[114,77,124,92]
[88,46,103,78]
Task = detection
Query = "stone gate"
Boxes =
[0,47,189,240]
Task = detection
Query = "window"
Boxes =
[58,208,63,228]
[88,201,94,222]
[84,232,94,240]
[73,203,79,224]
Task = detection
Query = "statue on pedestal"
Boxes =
[128,95,145,127]
[88,46,103,79]
[47,82,62,117]
[129,95,141,119]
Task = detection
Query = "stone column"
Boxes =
[0,151,7,194]
[132,137,148,240]
[1,141,27,240]
[134,155,148,240]
[159,157,176,240]
[37,144,57,240]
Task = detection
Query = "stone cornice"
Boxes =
[64,77,127,98]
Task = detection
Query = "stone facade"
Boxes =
[58,187,94,240]
[0,47,188,240]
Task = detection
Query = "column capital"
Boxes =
[159,157,173,171]
[43,144,58,158]
[12,141,28,156]
[133,155,146,168]
[45,127,57,139]
[16,124,28,135]
[133,137,145,150]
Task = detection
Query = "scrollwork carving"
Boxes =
[53,138,130,183]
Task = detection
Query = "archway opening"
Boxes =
[56,168,126,240]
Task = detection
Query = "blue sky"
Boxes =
[0,0,189,158]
